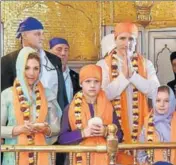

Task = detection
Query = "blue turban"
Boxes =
[49,38,69,49]
[16,17,44,38]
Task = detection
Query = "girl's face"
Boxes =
[155,91,169,115]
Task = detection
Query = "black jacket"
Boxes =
[167,79,176,96]
[69,69,81,95]
[1,49,68,110]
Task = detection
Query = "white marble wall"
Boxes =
[145,28,176,85]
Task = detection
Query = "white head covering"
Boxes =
[101,33,116,57]
[152,85,176,142]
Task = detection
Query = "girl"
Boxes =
[138,85,176,165]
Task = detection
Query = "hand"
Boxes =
[83,124,106,138]
[31,122,51,136]
[12,123,34,136]
[91,124,105,137]
[122,55,129,78]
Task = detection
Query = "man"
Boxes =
[49,37,81,103]
[167,51,176,97]
[1,17,68,110]
[97,22,160,143]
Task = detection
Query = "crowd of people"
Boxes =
[1,17,176,165]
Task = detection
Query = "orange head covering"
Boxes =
[79,64,102,84]
[114,22,138,38]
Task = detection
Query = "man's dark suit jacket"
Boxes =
[69,69,81,95]
[1,49,68,110]
[167,79,176,96]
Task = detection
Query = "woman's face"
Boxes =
[25,58,40,87]
[155,91,170,115]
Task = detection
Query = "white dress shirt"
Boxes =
[63,66,73,103]
[39,49,58,97]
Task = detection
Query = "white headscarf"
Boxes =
[152,85,176,142]
[101,33,116,57]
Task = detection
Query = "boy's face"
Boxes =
[81,78,101,99]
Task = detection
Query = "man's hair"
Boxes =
[170,51,176,62]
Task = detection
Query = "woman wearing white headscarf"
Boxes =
[1,47,62,165]
[137,85,176,165]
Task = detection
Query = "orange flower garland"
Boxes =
[15,79,41,165]
[110,50,140,142]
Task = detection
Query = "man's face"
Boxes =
[50,44,69,66]
[171,59,176,73]
[115,32,137,55]
[22,29,44,50]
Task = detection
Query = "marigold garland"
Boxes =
[15,79,41,165]
[110,50,140,142]
[146,113,154,163]
[74,91,84,165]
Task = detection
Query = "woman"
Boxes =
[58,64,123,165]
[137,85,176,165]
[1,47,62,165]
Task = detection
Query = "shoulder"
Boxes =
[44,50,62,69]
[44,50,61,62]
[138,55,154,67]
[2,50,20,62]
[96,58,108,69]
[1,87,13,102]
[167,80,175,86]
[96,58,106,66]
[70,69,79,77]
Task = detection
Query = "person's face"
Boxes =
[115,32,137,55]
[171,59,176,73]
[51,44,69,66]
[25,58,40,87]
[22,30,44,50]
[155,91,169,115]
[81,78,101,99]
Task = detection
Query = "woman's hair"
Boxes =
[27,52,41,66]
[157,85,170,95]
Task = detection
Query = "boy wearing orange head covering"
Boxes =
[97,22,160,164]
[58,64,123,165]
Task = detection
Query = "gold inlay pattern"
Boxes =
[1,1,176,58]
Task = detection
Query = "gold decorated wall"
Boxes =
[1,1,176,60]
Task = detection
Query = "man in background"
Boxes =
[167,51,176,97]
[49,37,81,103]
[1,17,68,110]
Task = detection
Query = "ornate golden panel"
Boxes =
[1,1,176,59]
[1,1,101,61]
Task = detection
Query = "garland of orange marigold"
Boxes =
[146,113,154,163]
[74,91,84,165]
[111,50,139,142]
[15,79,41,165]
